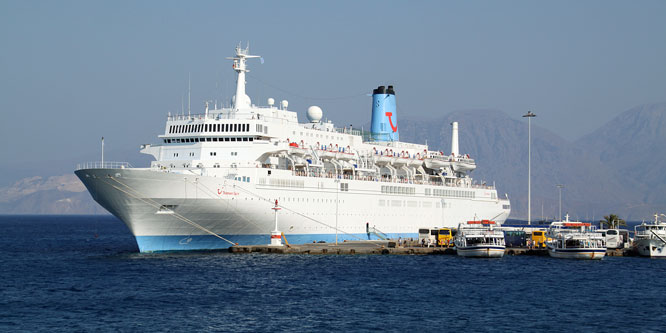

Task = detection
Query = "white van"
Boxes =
[598,229,629,249]
[418,228,438,245]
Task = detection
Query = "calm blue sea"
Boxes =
[1,215,665,332]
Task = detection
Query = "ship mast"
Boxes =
[226,43,260,110]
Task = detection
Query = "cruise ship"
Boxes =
[75,44,511,252]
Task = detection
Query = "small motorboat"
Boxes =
[546,215,606,260]
[454,220,505,258]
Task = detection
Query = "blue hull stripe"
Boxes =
[135,233,419,252]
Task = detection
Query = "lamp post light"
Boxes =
[556,184,564,221]
[522,111,536,225]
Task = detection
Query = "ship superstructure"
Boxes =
[76,44,511,252]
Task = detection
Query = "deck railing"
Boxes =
[76,161,133,170]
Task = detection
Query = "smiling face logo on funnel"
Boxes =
[385,112,397,132]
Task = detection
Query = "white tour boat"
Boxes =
[634,214,666,258]
[546,215,606,260]
[454,220,505,258]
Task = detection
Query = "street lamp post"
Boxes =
[556,184,564,221]
[523,111,536,225]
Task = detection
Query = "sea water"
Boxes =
[1,215,665,332]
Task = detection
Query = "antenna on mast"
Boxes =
[226,42,260,110]
[188,72,191,117]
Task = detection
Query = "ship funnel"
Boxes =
[451,122,459,156]
[370,85,399,141]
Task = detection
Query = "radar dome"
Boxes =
[307,106,323,123]
[267,98,275,106]
[281,100,289,109]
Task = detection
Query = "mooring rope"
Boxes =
[231,183,383,246]
[100,176,237,246]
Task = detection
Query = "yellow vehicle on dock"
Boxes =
[437,228,454,247]
[531,230,548,248]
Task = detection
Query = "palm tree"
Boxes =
[600,214,626,229]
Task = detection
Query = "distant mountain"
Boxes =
[1,104,664,220]
[399,109,632,220]
[0,175,102,214]
[577,103,666,208]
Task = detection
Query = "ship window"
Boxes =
[207,138,211,142]
[216,124,220,132]
[243,138,248,142]
[225,124,229,132]
[204,124,208,132]
[249,137,253,141]
[233,124,237,132]
[231,138,236,142]
[224,138,230,142]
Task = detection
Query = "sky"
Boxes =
[1,0,665,184]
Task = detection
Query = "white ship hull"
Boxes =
[634,239,666,258]
[76,168,509,252]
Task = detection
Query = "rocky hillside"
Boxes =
[0,175,101,214]
[399,110,630,220]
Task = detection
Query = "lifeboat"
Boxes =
[451,155,476,172]
[288,142,308,156]
[424,153,451,169]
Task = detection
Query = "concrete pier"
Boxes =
[229,240,638,256]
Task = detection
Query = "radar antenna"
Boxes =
[226,42,260,110]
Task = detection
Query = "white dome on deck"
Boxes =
[307,106,323,123]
